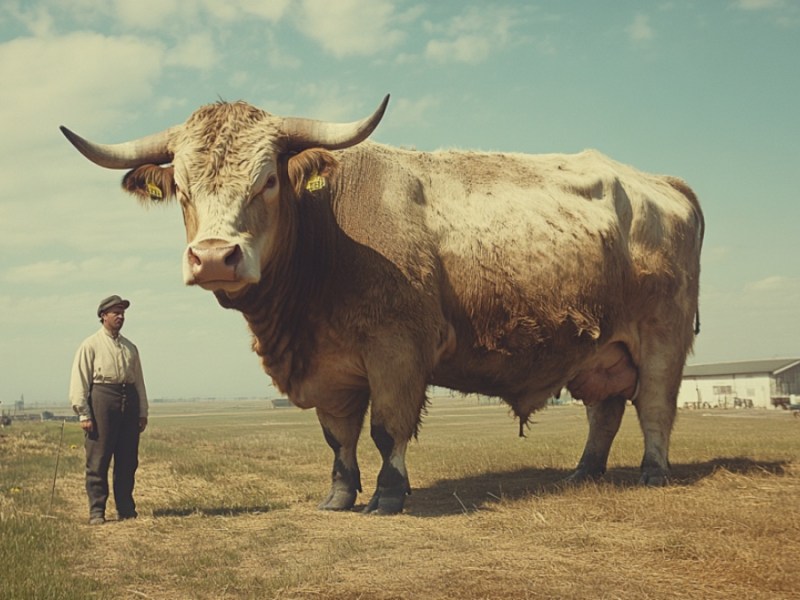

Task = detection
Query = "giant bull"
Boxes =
[61,95,703,514]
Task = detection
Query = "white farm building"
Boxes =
[678,358,800,410]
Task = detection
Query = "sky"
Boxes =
[1,0,798,406]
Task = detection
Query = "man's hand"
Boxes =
[139,417,148,433]
[80,419,94,432]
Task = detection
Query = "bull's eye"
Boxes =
[265,175,277,190]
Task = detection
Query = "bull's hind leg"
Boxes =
[633,337,686,486]
[568,396,627,481]
[316,397,368,511]
[567,342,637,481]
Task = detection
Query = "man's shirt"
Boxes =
[69,327,149,419]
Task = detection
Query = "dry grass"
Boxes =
[2,398,798,599]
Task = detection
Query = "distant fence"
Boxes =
[1,412,79,424]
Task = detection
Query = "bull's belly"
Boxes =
[431,341,638,407]
[430,353,565,401]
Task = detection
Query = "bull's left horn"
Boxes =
[280,94,390,151]
[59,126,176,169]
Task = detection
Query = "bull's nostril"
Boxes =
[188,248,202,266]
[225,245,243,267]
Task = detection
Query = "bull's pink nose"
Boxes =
[187,243,242,282]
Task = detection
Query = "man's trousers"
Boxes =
[85,383,140,519]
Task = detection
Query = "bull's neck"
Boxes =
[214,189,339,389]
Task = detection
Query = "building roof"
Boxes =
[683,358,800,378]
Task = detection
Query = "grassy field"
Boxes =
[1,397,798,599]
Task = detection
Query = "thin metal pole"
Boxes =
[49,420,66,515]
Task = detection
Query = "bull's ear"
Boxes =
[121,165,176,205]
[287,149,338,198]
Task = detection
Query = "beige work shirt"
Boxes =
[69,327,149,420]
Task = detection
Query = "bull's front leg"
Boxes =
[316,402,367,511]
[363,424,412,515]
[362,375,427,515]
[360,329,435,514]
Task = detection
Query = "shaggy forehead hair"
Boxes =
[174,101,282,196]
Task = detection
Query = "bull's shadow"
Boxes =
[389,457,790,518]
[148,457,788,518]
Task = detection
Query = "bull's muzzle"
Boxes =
[186,241,242,285]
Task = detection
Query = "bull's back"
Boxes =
[332,144,701,393]
[340,144,699,262]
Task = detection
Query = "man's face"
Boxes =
[101,305,126,333]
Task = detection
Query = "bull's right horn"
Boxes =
[59,126,177,169]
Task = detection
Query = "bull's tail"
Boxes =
[667,176,704,338]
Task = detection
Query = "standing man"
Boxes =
[69,295,149,525]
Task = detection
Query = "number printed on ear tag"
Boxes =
[147,182,163,200]
[306,175,326,192]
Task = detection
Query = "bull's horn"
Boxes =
[280,94,390,151]
[59,126,176,169]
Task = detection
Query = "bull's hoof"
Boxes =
[563,467,604,484]
[362,488,406,515]
[639,458,670,486]
[318,488,357,511]
[639,471,669,487]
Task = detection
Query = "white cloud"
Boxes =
[735,0,784,10]
[290,83,381,123]
[744,275,799,294]
[628,14,654,42]
[423,6,518,65]
[164,32,218,70]
[294,0,406,58]
[0,30,171,270]
[154,96,189,114]
[0,32,165,145]
[4,260,76,284]
[426,35,492,65]
[701,245,731,266]
[262,30,303,70]
[111,0,289,39]
[390,95,441,127]
[233,0,291,22]
[733,0,799,28]
[694,275,800,362]
[10,3,55,36]
[113,0,182,30]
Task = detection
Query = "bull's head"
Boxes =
[60,95,389,295]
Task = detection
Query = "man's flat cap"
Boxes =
[97,295,130,317]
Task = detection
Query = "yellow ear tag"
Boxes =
[305,174,326,192]
[146,182,163,200]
